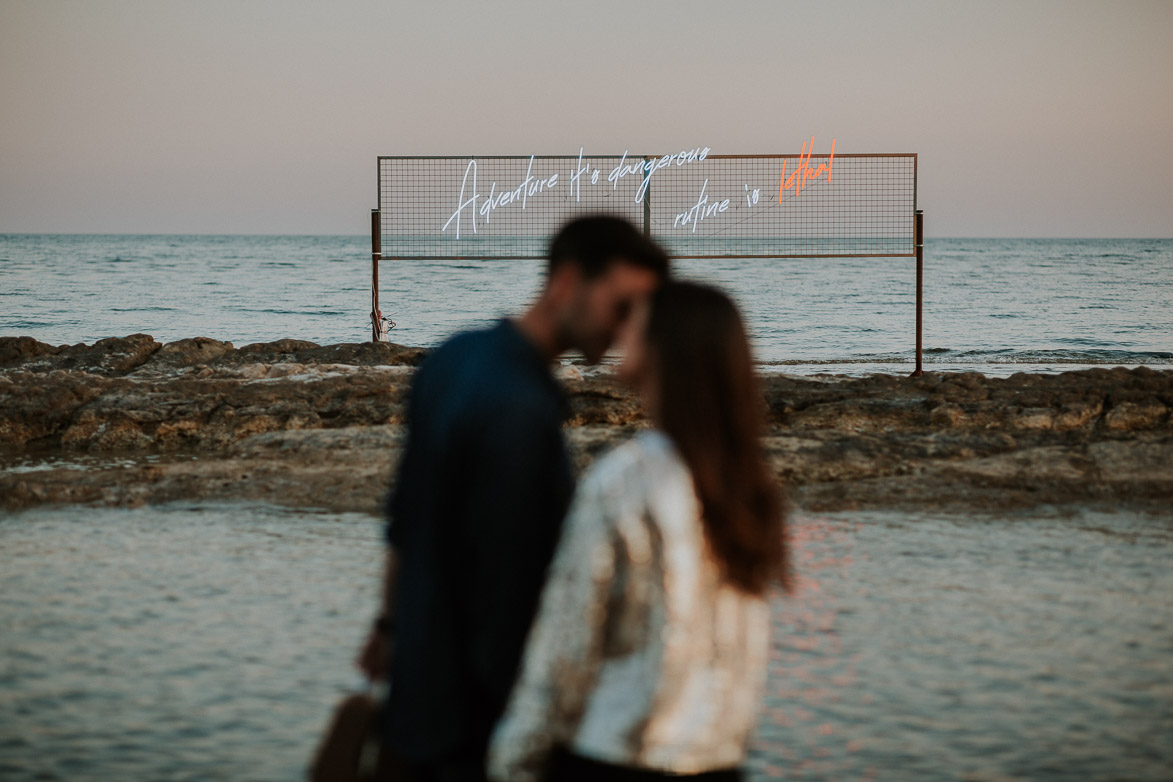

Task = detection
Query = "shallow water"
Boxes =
[1,235,1170,376]
[752,510,1173,781]
[1,504,1169,781]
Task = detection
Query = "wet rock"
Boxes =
[929,403,966,427]
[0,336,65,366]
[1103,400,1166,431]
[1,340,1171,514]
[0,366,411,452]
[0,334,161,375]
[1013,407,1055,431]
[263,363,308,379]
[563,376,644,425]
[1054,400,1102,430]
[71,334,162,374]
[0,370,110,449]
[1087,438,1173,483]
[146,337,235,369]
[237,339,320,357]
[296,342,427,367]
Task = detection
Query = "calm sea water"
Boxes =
[3,234,1171,778]
[1,235,1170,375]
[0,504,1169,781]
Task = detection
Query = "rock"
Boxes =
[1053,400,1102,430]
[0,370,110,449]
[929,403,966,427]
[1087,438,1173,483]
[241,338,320,353]
[264,363,308,378]
[0,334,161,375]
[237,364,270,379]
[1013,407,1055,431]
[70,334,163,374]
[146,338,235,369]
[0,336,65,366]
[1104,400,1167,431]
[295,342,427,367]
[562,376,645,425]
[1,339,1171,514]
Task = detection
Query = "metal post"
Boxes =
[370,209,385,343]
[910,209,924,377]
[642,157,651,237]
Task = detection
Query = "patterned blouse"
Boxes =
[488,430,770,782]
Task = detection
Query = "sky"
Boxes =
[1,0,1170,237]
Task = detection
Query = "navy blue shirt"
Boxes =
[384,319,573,762]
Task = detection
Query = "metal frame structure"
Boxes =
[371,153,925,375]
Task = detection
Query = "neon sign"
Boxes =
[440,140,835,239]
[779,137,835,201]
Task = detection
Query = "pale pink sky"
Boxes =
[1,0,1170,236]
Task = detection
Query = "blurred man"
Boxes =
[357,215,670,782]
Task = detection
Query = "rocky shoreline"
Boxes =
[2,334,1171,515]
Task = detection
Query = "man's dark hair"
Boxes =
[548,215,670,280]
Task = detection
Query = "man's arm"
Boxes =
[357,354,428,681]
[487,472,617,782]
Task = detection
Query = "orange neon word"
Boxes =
[778,137,835,202]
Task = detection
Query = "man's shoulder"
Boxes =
[414,323,504,395]
[417,321,562,424]
[424,322,502,367]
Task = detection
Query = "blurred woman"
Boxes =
[489,281,791,782]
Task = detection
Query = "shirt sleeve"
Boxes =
[384,359,427,549]
[487,471,619,782]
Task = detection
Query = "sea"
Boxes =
[0,504,1169,781]
[2,236,1172,781]
[1,234,1171,375]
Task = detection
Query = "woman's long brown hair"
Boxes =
[646,281,790,595]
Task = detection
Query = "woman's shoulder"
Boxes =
[585,428,676,476]
[578,430,691,513]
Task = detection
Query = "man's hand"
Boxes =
[356,628,391,681]
[357,550,400,681]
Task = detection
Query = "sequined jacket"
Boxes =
[488,431,770,782]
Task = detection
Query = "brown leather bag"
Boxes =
[309,692,402,782]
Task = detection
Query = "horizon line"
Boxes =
[2,232,1171,241]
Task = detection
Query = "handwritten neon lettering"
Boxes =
[778,137,835,201]
[673,179,730,233]
[443,156,559,235]
[441,140,835,238]
[441,159,481,239]
[608,145,710,203]
[607,151,636,190]
[568,148,590,202]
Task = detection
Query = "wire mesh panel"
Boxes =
[653,154,916,258]
[377,152,916,259]
[378,155,644,259]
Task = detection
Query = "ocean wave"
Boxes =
[225,307,351,316]
[0,320,60,329]
[758,348,1173,367]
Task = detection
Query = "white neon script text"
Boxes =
[442,146,712,235]
[673,179,730,232]
[441,156,559,239]
[607,146,710,204]
[568,148,602,202]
